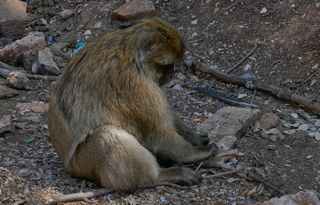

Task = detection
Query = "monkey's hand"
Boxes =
[158,167,202,186]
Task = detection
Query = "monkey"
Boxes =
[48,18,217,192]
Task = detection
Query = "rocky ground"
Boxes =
[0,0,320,204]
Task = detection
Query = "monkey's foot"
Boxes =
[159,167,202,186]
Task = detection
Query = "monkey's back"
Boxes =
[48,18,184,168]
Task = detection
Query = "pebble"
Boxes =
[172,84,184,91]
[298,124,309,131]
[191,19,198,25]
[84,30,92,35]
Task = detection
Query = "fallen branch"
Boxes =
[0,68,59,81]
[202,167,242,179]
[50,182,188,204]
[0,61,18,72]
[195,62,320,115]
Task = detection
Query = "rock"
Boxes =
[0,115,14,134]
[84,30,92,36]
[259,113,281,130]
[7,72,32,90]
[16,102,49,113]
[0,0,30,37]
[6,72,32,90]
[0,85,20,99]
[176,73,187,80]
[197,107,261,150]
[261,190,319,205]
[50,42,70,56]
[113,0,156,21]
[191,19,198,25]
[0,31,46,64]
[58,9,73,20]
[298,124,309,131]
[31,48,59,75]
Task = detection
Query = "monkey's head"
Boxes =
[130,18,185,86]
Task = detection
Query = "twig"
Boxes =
[304,68,319,83]
[195,162,203,173]
[262,0,281,17]
[250,90,257,105]
[73,4,81,25]
[80,180,86,192]
[0,69,59,81]
[108,8,114,24]
[25,73,59,81]
[226,43,258,74]
[202,168,241,179]
[0,61,18,71]
[296,110,314,124]
[51,182,188,205]
[223,0,240,11]
[51,188,113,205]
[247,174,285,195]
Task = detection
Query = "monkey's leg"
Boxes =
[67,125,160,192]
[173,113,210,146]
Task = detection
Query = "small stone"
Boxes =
[113,0,156,21]
[0,0,30,37]
[93,21,101,29]
[31,48,59,75]
[314,132,320,141]
[298,124,309,131]
[172,84,184,91]
[244,64,252,72]
[0,115,14,134]
[58,9,73,20]
[291,113,299,119]
[259,113,281,130]
[7,72,32,90]
[316,3,320,8]
[314,120,320,127]
[284,129,296,135]
[0,85,20,99]
[260,7,267,14]
[268,145,276,150]
[176,73,187,80]
[191,19,198,25]
[191,32,198,38]
[268,135,277,142]
[84,30,92,35]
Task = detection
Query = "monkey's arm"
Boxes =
[173,113,210,146]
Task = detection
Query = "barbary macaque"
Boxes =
[48,18,217,192]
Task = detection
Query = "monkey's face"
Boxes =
[158,63,175,87]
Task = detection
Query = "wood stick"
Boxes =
[248,174,285,195]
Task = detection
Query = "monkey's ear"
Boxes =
[146,34,159,51]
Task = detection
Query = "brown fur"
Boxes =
[48,18,217,192]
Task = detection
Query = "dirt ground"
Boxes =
[1,0,320,204]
